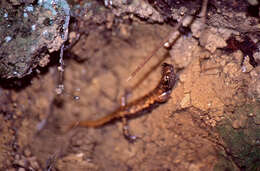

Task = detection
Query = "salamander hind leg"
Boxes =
[120,89,138,142]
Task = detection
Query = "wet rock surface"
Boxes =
[0,0,70,79]
[104,0,164,22]
[0,0,260,170]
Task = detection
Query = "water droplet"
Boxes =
[5,36,12,43]
[104,0,109,6]
[25,5,34,12]
[74,96,80,100]
[23,12,28,18]
[42,30,49,38]
[38,0,43,5]
[31,24,36,31]
[57,66,64,72]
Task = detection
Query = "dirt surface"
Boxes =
[1,0,260,170]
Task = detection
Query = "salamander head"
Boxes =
[155,63,176,102]
[160,63,176,91]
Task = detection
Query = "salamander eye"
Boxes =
[164,75,170,82]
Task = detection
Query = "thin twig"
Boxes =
[199,0,208,18]
[127,14,188,82]
[198,0,208,31]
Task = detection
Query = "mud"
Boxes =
[1,0,260,170]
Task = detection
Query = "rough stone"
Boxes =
[199,28,227,53]
[0,0,70,79]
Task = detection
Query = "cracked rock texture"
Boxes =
[0,0,70,79]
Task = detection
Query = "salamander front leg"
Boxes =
[120,88,131,107]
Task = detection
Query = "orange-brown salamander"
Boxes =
[69,63,176,133]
